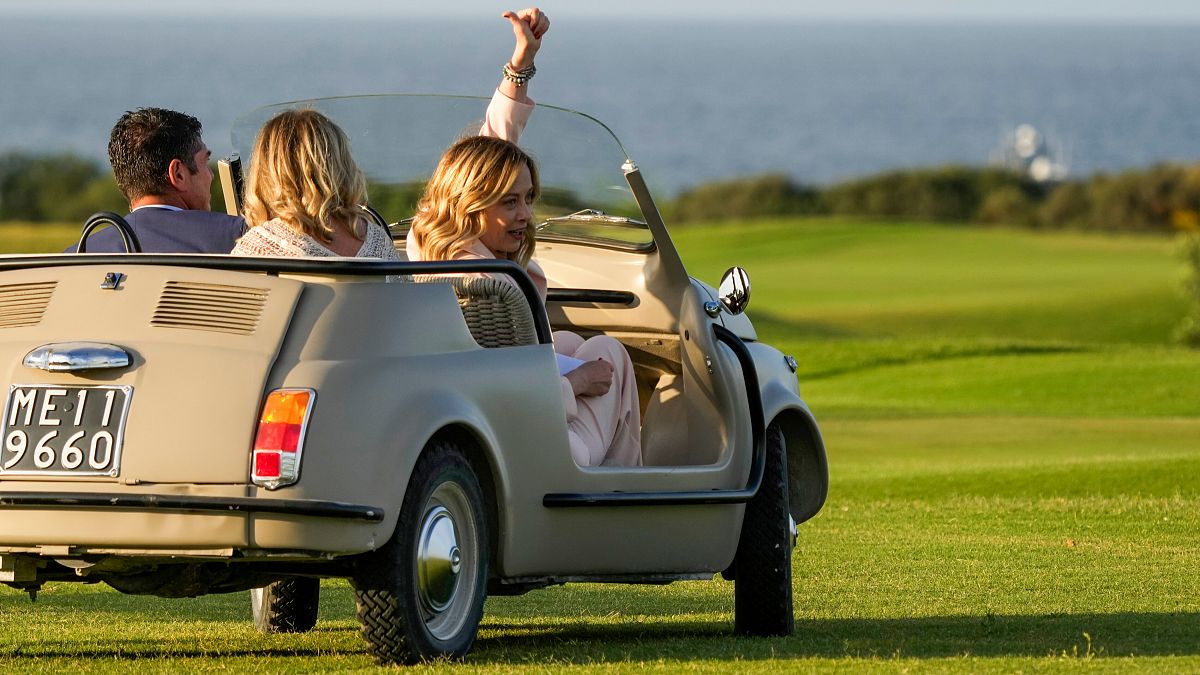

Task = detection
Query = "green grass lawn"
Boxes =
[680,218,1187,344]
[1,218,1197,672]
[0,221,83,253]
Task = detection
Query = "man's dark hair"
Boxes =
[107,108,204,201]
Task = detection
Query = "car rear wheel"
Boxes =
[732,422,794,636]
[353,440,488,665]
[250,578,320,633]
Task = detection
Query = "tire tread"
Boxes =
[733,423,794,636]
[253,578,319,634]
[353,440,487,665]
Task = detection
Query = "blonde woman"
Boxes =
[233,7,550,258]
[408,136,642,467]
[231,108,397,259]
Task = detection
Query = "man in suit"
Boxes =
[70,107,245,253]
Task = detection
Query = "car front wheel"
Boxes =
[732,422,794,636]
[353,440,488,665]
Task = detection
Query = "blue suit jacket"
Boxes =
[67,208,246,254]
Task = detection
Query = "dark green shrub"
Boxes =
[0,153,118,222]
[1036,181,1090,229]
[366,181,426,223]
[976,185,1036,226]
[821,166,1037,223]
[666,173,822,224]
[1088,171,1150,231]
[1076,164,1200,233]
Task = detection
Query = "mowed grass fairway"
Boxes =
[1,219,1197,672]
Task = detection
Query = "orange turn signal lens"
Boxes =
[260,390,311,425]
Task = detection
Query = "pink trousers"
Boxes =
[554,331,642,467]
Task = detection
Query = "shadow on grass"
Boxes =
[470,612,1200,662]
[746,309,863,341]
[0,646,361,661]
[750,307,1090,380]
[1,612,1194,663]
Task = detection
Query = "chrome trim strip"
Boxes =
[0,492,384,522]
[23,342,131,372]
[546,288,637,306]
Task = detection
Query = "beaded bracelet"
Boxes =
[502,62,536,86]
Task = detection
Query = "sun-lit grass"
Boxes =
[804,343,1200,418]
[0,221,82,253]
[676,218,1187,344]
[0,217,1197,671]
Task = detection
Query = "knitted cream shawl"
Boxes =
[232,217,402,261]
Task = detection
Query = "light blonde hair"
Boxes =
[410,135,539,266]
[243,109,367,241]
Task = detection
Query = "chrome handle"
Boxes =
[23,342,131,372]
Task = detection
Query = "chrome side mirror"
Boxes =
[705,266,751,317]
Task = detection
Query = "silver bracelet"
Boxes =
[502,62,536,86]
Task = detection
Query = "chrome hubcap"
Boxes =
[413,480,480,640]
[417,505,459,612]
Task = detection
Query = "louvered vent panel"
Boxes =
[152,281,268,335]
[0,281,56,328]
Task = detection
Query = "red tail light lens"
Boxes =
[253,450,282,478]
[250,389,314,489]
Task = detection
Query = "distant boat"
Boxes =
[991,124,1069,183]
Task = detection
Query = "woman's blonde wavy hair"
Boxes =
[243,109,367,242]
[410,135,539,267]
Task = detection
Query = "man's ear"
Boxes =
[166,158,188,191]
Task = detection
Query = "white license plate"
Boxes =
[0,385,132,477]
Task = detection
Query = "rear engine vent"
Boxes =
[152,281,269,335]
[0,281,57,328]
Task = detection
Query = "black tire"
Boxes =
[353,440,488,665]
[250,578,320,634]
[732,423,794,636]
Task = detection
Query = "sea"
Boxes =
[2,16,1200,195]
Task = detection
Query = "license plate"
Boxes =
[0,385,132,477]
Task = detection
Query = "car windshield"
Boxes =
[230,95,652,250]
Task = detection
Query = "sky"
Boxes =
[6,0,1200,22]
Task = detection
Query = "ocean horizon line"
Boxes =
[6,12,1200,28]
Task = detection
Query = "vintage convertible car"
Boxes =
[0,95,827,665]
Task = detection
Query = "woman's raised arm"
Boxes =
[481,7,550,141]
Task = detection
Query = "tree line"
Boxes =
[0,153,126,222]
[665,164,1200,235]
[6,150,1200,235]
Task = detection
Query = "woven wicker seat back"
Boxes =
[449,276,538,348]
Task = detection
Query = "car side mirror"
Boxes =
[706,266,751,317]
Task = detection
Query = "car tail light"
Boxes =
[250,389,314,489]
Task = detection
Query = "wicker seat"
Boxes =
[449,276,538,348]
